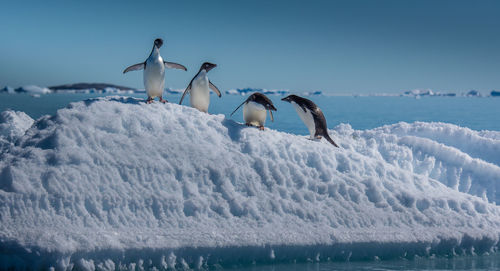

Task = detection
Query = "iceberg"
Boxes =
[14,85,52,94]
[1,86,15,94]
[402,89,457,97]
[225,88,321,96]
[1,96,500,270]
[465,90,482,97]
[49,83,137,94]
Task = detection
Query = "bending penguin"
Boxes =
[179,62,221,113]
[281,95,339,147]
[123,38,187,104]
[231,92,277,130]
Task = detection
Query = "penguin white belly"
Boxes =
[143,58,165,98]
[190,72,210,112]
[292,102,316,138]
[243,101,267,127]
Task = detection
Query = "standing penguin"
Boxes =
[123,38,187,103]
[281,95,339,147]
[179,62,221,113]
[231,92,277,130]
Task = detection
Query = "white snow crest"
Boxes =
[0,110,34,149]
[0,96,500,269]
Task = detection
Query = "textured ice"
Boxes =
[0,110,34,149]
[1,96,500,270]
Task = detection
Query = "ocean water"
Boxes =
[232,254,500,271]
[1,93,499,135]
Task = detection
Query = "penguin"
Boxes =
[230,92,277,130]
[281,95,339,147]
[179,62,221,113]
[123,38,187,104]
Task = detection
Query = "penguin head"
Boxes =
[201,62,217,72]
[281,95,299,103]
[154,38,163,48]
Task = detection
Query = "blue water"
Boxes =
[231,254,500,270]
[1,93,499,134]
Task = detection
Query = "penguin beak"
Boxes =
[281,97,290,103]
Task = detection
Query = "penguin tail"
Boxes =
[324,133,340,148]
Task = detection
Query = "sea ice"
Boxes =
[0,96,499,270]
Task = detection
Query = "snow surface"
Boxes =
[0,110,34,149]
[1,96,500,270]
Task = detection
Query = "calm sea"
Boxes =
[231,254,500,271]
[0,93,499,134]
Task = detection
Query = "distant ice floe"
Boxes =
[225,88,320,96]
[225,88,290,96]
[13,85,52,94]
[1,96,500,270]
[0,86,15,94]
[401,89,456,97]
[400,89,500,98]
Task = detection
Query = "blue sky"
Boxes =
[0,0,499,94]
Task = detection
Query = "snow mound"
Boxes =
[364,122,500,203]
[0,110,34,149]
[1,96,500,270]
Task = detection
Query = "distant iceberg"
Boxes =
[1,97,500,269]
[49,83,137,94]
[465,90,482,97]
[225,88,290,95]
[225,88,320,96]
[165,88,184,94]
[402,89,456,97]
[14,85,52,94]
[0,86,15,94]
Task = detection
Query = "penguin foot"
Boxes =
[315,135,322,140]
[146,97,154,104]
[159,97,168,104]
[245,123,252,127]
[258,126,265,131]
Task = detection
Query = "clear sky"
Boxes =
[1,0,499,94]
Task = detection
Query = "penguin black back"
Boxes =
[247,93,277,111]
[231,92,277,116]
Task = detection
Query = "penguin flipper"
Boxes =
[209,81,221,97]
[123,62,145,73]
[230,100,246,116]
[269,110,274,122]
[164,61,187,71]
[179,84,191,105]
